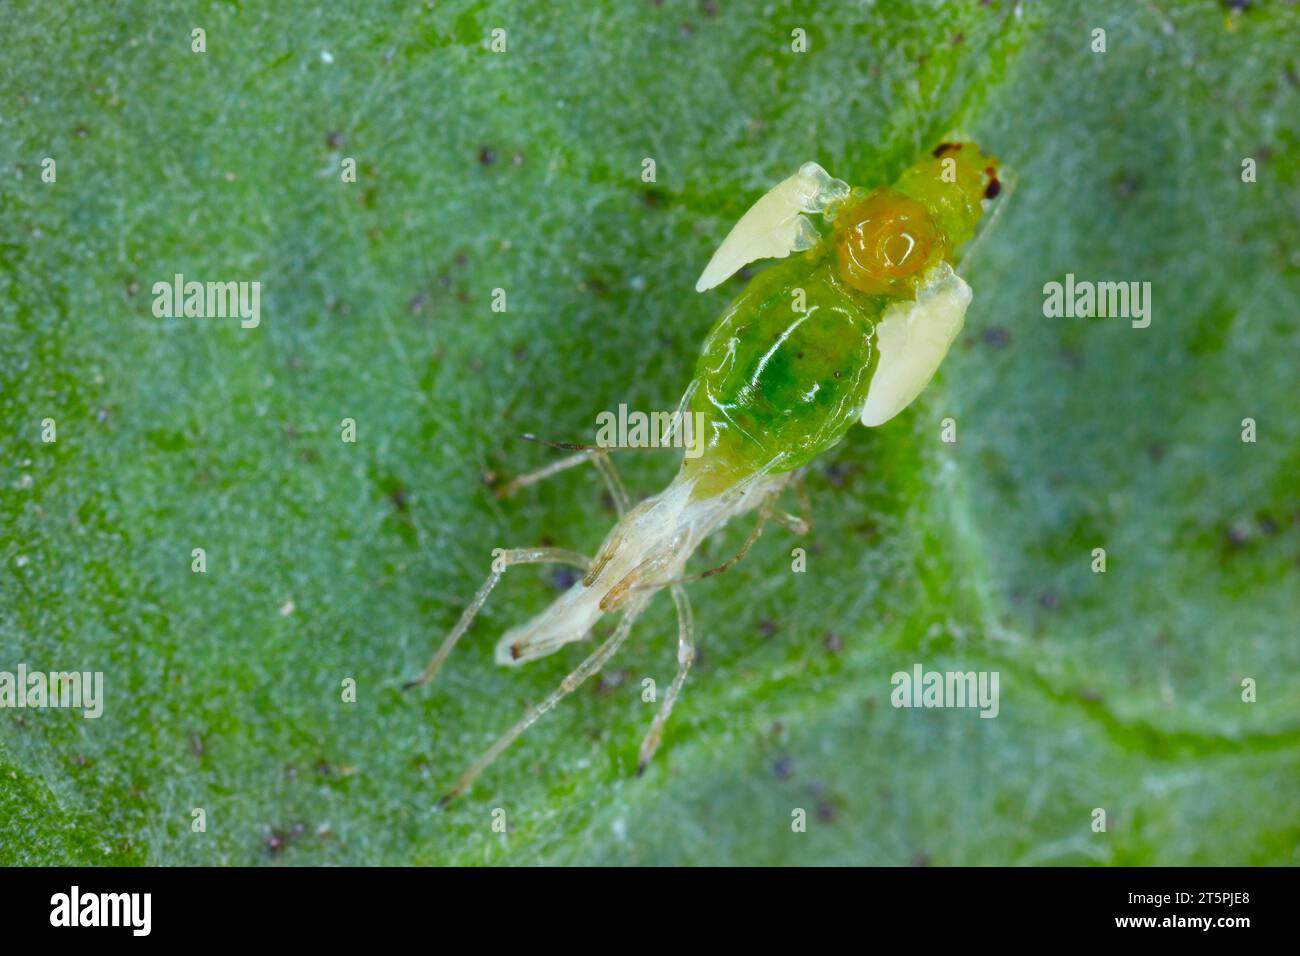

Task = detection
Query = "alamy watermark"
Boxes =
[594,404,706,459]
[152,273,261,328]
[890,663,999,718]
[0,664,104,718]
[1042,273,1151,328]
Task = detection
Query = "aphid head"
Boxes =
[895,140,1002,250]
[832,140,1001,298]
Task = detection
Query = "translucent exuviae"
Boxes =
[408,139,1008,803]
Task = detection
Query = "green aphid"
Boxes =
[411,140,1008,803]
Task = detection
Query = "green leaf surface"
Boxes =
[2,0,1297,865]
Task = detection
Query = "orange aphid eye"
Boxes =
[835,189,947,296]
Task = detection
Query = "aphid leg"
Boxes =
[439,602,645,805]
[636,583,695,775]
[404,547,591,690]
[495,448,629,515]
[663,492,778,586]
[773,470,813,536]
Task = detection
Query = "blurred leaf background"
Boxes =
[2,0,1298,865]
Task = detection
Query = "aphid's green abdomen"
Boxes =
[681,254,882,495]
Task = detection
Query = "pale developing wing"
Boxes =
[695,162,849,293]
[859,262,972,427]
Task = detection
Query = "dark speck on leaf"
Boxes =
[478,146,495,166]
[1113,171,1141,197]
[911,852,932,867]
[550,567,578,591]
[1223,0,1249,11]
[389,486,409,512]
[409,292,429,312]
[265,831,287,854]
[326,130,343,149]
[1147,441,1166,462]
[983,326,1011,348]
[1038,590,1061,611]
[642,188,666,209]
[455,252,468,267]
[825,631,843,653]
[816,799,838,823]
[757,617,777,638]
[984,178,1001,199]
[1227,519,1254,548]
[773,756,794,779]
[700,0,719,16]
[679,22,695,37]
[75,125,88,138]
[190,732,205,757]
